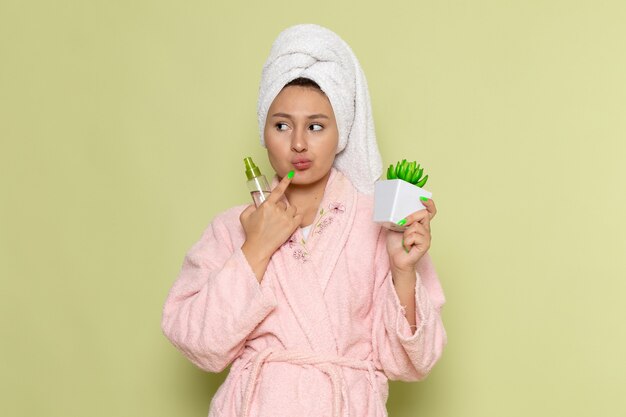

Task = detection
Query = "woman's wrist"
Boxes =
[391,266,417,284]
[241,241,272,282]
[242,239,271,261]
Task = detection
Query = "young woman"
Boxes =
[161,24,447,417]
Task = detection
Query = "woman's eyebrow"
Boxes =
[271,112,329,119]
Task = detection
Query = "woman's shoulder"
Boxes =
[211,203,249,225]
[353,189,376,217]
[198,203,249,243]
[352,191,383,236]
[355,191,375,210]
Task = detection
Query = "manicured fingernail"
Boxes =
[397,218,407,226]
[402,237,409,253]
[287,170,294,179]
[420,196,429,202]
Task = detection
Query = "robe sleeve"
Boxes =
[371,228,448,382]
[160,211,278,372]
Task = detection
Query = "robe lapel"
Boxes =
[303,169,357,293]
[265,168,358,354]
[267,249,338,353]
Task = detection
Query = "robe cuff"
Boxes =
[388,270,435,343]
[232,246,278,311]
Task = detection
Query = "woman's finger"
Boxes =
[276,200,288,211]
[286,204,297,217]
[401,209,430,229]
[266,171,294,204]
[422,198,437,220]
[405,221,428,237]
[403,230,431,249]
[239,204,256,223]
[402,233,418,248]
[421,210,431,232]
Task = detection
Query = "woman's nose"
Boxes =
[291,127,308,152]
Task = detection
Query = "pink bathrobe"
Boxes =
[161,168,447,417]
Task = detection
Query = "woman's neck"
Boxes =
[284,169,332,227]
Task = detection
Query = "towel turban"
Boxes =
[257,23,383,195]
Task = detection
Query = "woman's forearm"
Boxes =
[391,268,417,330]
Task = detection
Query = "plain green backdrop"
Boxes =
[2,0,625,416]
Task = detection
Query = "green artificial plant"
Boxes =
[386,159,429,188]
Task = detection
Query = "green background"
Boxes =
[2,0,625,416]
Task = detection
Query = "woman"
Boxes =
[161,24,447,417]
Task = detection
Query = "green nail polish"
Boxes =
[402,238,409,253]
[287,170,294,179]
[397,218,407,226]
[420,196,429,202]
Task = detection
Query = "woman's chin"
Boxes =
[294,169,333,185]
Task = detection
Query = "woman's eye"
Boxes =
[275,122,289,131]
[310,124,323,131]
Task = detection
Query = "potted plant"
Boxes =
[373,159,432,231]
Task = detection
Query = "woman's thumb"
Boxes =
[239,204,256,223]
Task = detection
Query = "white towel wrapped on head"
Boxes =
[257,23,382,195]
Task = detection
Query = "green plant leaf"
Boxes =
[401,161,408,176]
[387,164,396,179]
[416,174,428,188]
[405,165,416,182]
[410,168,420,184]
[400,164,409,181]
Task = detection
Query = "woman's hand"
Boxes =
[386,198,437,272]
[240,172,303,264]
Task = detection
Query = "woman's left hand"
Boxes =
[386,198,437,272]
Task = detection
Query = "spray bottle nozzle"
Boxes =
[244,157,262,180]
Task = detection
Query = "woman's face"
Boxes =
[264,85,339,185]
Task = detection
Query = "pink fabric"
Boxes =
[239,347,384,417]
[161,168,447,417]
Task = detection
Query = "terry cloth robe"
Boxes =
[161,168,447,417]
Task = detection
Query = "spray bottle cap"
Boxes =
[243,157,262,180]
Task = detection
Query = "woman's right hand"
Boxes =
[240,172,302,266]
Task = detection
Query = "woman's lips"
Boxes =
[292,160,312,170]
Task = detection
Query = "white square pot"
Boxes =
[373,179,432,231]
